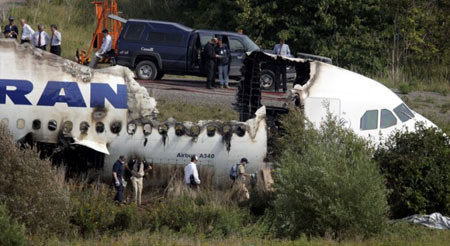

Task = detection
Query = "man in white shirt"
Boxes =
[99,28,112,56]
[272,39,291,93]
[31,24,49,51]
[20,19,34,44]
[89,29,113,68]
[184,155,201,188]
[49,24,62,56]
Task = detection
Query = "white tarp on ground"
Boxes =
[404,213,450,229]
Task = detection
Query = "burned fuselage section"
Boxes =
[0,39,268,182]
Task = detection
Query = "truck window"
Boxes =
[380,109,397,129]
[124,24,145,41]
[200,34,213,46]
[229,38,245,52]
[360,110,378,130]
[147,32,184,45]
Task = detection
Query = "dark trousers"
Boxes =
[114,184,123,203]
[20,40,30,44]
[36,45,46,51]
[50,45,61,56]
[206,60,216,88]
[275,64,287,92]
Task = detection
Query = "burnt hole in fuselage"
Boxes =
[80,121,90,134]
[32,119,41,130]
[127,123,137,135]
[235,125,246,137]
[62,121,73,135]
[175,123,185,136]
[207,125,216,137]
[48,120,57,131]
[96,122,105,133]
[110,121,122,134]
[143,123,152,136]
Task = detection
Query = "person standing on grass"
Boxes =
[20,19,34,44]
[130,159,152,206]
[31,24,49,50]
[184,155,201,188]
[215,37,231,88]
[3,16,18,39]
[49,24,62,56]
[113,155,126,204]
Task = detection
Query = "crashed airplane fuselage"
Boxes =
[239,51,438,145]
[0,39,267,182]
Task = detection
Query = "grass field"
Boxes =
[31,224,450,246]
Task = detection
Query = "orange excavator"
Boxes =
[76,0,123,65]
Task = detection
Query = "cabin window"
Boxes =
[32,120,41,130]
[17,119,25,129]
[235,125,246,137]
[80,121,89,133]
[143,123,152,136]
[124,24,145,41]
[62,121,73,135]
[48,120,57,131]
[110,121,122,134]
[206,125,216,137]
[393,103,414,122]
[380,109,397,129]
[360,110,378,130]
[199,34,214,46]
[96,122,105,133]
[127,123,137,135]
[229,38,245,53]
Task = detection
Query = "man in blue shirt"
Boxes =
[273,39,291,93]
[3,16,18,39]
[112,155,126,203]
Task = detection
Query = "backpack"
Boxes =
[229,164,239,181]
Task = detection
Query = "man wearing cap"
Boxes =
[20,19,34,44]
[184,155,201,188]
[3,16,18,39]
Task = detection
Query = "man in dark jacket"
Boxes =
[204,38,219,89]
[3,16,18,39]
[112,155,126,203]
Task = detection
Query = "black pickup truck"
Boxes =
[115,19,295,89]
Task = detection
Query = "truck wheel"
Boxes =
[136,61,158,80]
[155,71,165,80]
[260,69,275,90]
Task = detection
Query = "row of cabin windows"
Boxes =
[360,103,415,131]
[3,118,247,138]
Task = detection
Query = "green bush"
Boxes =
[147,195,249,237]
[374,123,450,218]
[270,111,389,239]
[70,183,141,236]
[0,126,72,236]
[0,203,26,246]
